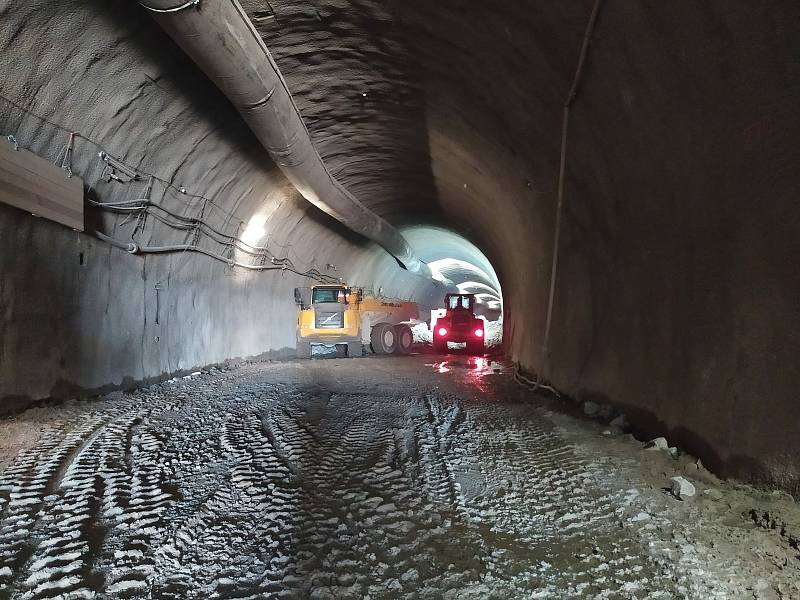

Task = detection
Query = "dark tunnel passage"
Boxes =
[1,0,800,597]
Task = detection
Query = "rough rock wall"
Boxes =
[255,0,579,367]
[545,2,800,493]
[0,200,440,406]
[0,0,442,409]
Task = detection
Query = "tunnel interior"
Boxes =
[1,0,799,506]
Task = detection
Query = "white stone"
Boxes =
[645,437,669,450]
[670,476,696,499]
[401,568,419,584]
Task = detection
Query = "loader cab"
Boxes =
[434,293,484,355]
[312,286,362,305]
[312,286,348,305]
[294,285,362,310]
[445,293,476,312]
[294,284,371,359]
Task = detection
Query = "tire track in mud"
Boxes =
[0,412,120,599]
[0,392,184,599]
[0,363,690,598]
[414,394,467,510]
[443,399,682,597]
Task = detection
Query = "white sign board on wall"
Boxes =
[0,138,84,231]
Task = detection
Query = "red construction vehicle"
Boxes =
[432,293,485,355]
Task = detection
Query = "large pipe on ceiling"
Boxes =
[137,0,430,277]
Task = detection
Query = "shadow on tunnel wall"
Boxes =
[105,0,446,267]
[87,0,265,167]
[577,387,797,495]
[248,0,443,227]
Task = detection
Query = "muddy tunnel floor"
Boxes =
[0,356,798,599]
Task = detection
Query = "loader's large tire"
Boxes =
[296,341,312,359]
[432,335,448,354]
[370,323,397,354]
[395,325,413,354]
[347,342,363,357]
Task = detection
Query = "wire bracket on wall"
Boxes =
[98,151,140,183]
[154,283,164,325]
[194,198,208,248]
[143,175,154,199]
[252,2,279,26]
[58,131,77,178]
[132,176,155,238]
[226,220,241,265]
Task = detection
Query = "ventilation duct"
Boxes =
[137,0,430,277]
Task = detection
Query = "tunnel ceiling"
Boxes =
[240,0,587,244]
[0,0,595,287]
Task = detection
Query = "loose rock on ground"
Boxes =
[0,354,798,599]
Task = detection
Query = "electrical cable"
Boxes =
[94,228,340,283]
[0,92,246,226]
[87,195,318,271]
[0,92,341,285]
[94,230,139,254]
[536,0,603,393]
[124,208,277,259]
[513,364,561,398]
[139,0,200,13]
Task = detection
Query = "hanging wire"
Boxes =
[0,92,341,285]
[139,0,201,14]
[0,92,243,225]
[61,131,77,178]
[529,0,603,395]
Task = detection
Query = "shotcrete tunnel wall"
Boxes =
[1,0,799,494]
[536,2,800,494]
[0,0,446,407]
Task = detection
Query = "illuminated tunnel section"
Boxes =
[402,226,503,325]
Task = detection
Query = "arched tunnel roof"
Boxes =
[401,226,502,303]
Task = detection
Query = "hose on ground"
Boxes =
[513,363,561,398]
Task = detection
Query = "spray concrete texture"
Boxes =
[0,0,798,531]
